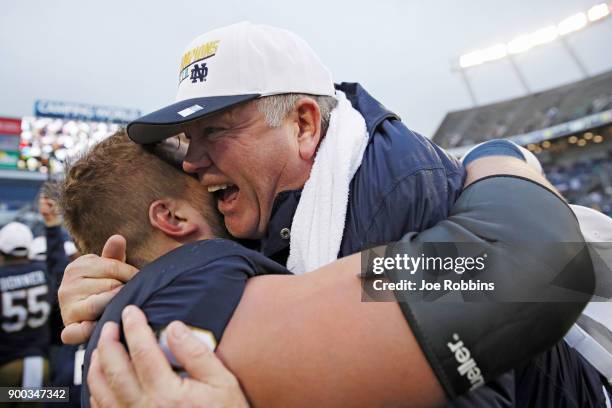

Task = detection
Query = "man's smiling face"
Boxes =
[182,101,310,239]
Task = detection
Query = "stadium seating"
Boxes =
[434,69,612,149]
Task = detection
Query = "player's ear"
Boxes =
[148,199,198,238]
[294,97,322,162]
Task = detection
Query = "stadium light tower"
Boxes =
[455,3,610,106]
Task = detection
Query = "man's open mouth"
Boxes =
[208,184,240,207]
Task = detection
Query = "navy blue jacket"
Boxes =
[260,83,516,407]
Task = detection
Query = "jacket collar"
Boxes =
[260,189,301,262]
[335,82,400,138]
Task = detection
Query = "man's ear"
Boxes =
[148,199,198,238]
[294,98,322,161]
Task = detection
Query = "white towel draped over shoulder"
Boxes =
[286,90,369,275]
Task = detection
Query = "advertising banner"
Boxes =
[34,100,141,124]
[0,117,22,135]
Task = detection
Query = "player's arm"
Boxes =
[222,254,443,407]
[87,257,441,408]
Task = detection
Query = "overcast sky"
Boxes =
[1,0,611,137]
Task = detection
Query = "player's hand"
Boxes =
[59,235,139,345]
[89,305,249,408]
[39,195,62,227]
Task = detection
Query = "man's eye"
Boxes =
[204,128,225,139]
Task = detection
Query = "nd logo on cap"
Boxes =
[178,40,219,85]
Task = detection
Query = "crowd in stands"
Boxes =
[434,69,612,149]
[545,154,612,216]
[18,117,119,173]
[429,68,612,219]
[1,118,119,231]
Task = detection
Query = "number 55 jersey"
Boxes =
[0,261,51,368]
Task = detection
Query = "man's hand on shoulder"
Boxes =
[59,235,139,344]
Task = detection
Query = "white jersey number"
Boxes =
[2,285,50,332]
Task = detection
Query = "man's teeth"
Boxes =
[208,184,228,193]
[207,184,235,193]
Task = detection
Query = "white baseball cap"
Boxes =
[28,236,47,261]
[128,22,335,144]
[0,222,34,257]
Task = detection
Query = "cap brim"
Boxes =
[127,94,260,144]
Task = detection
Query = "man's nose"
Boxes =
[183,144,213,174]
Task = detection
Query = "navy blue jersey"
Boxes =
[0,261,51,366]
[82,239,290,406]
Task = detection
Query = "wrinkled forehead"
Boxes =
[185,99,257,132]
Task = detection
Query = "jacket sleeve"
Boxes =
[363,165,464,245]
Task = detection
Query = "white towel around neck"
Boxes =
[286,90,369,274]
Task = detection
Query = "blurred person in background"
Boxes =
[39,185,82,407]
[0,222,51,395]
